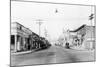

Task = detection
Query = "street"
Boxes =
[11,45,95,66]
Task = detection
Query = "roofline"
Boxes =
[11,22,33,33]
[69,25,95,32]
[69,24,86,32]
[12,22,40,36]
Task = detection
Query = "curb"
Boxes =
[11,50,34,55]
[69,47,95,52]
[11,48,44,55]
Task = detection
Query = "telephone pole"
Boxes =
[89,6,94,50]
[44,28,48,38]
[36,19,43,36]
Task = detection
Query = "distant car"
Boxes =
[65,42,70,49]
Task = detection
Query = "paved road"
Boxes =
[11,46,95,66]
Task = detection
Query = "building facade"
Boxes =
[68,25,95,50]
[11,22,51,53]
[11,22,33,52]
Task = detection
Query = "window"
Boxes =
[20,26,22,30]
[11,35,15,45]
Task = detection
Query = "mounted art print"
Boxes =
[10,0,96,67]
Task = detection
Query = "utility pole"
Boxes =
[36,19,43,36]
[44,28,48,38]
[89,6,94,50]
[36,19,43,49]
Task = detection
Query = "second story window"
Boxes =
[19,26,22,30]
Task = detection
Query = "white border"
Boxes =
[0,0,98,67]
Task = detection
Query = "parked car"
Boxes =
[65,42,70,49]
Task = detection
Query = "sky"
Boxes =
[11,0,95,40]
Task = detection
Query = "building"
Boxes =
[83,25,95,50]
[68,24,95,50]
[11,22,33,52]
[11,22,51,53]
[29,32,40,49]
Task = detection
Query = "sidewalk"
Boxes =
[70,46,85,50]
[70,46,95,51]
[11,50,35,55]
[11,47,46,55]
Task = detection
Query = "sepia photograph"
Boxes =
[10,0,96,67]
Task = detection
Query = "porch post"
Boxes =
[14,35,17,52]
